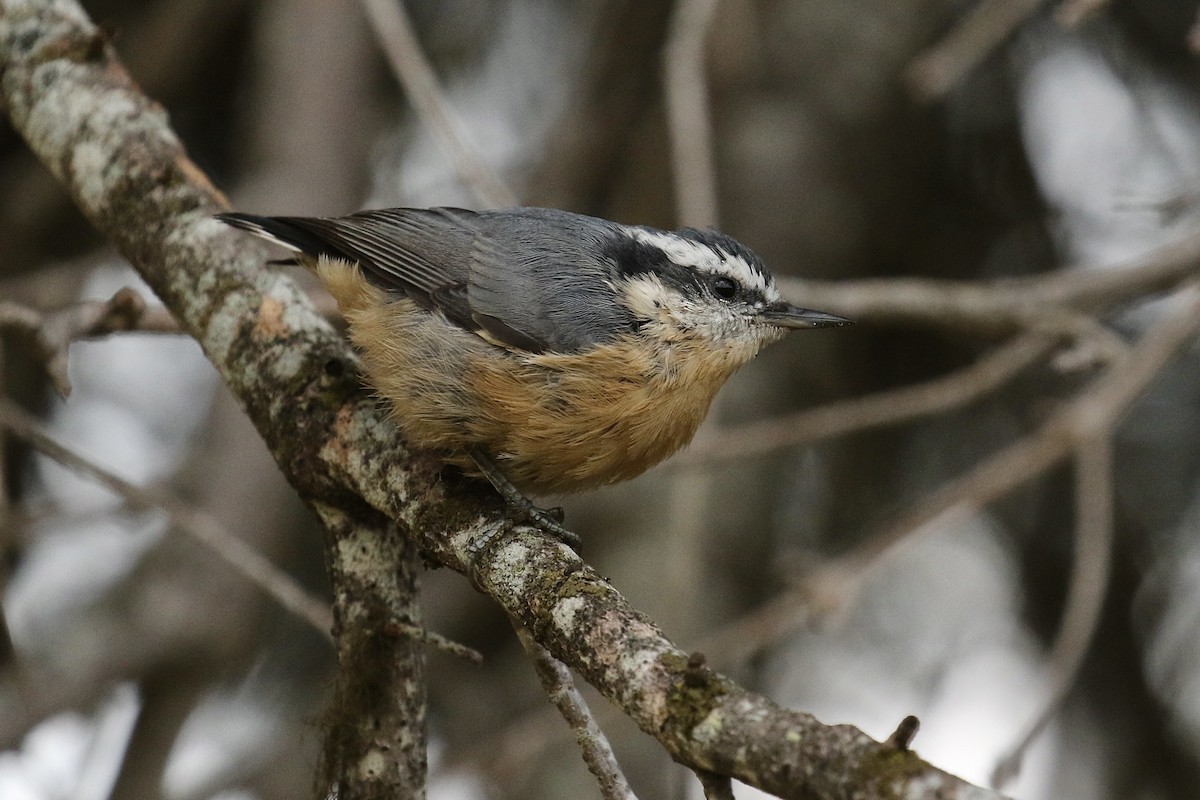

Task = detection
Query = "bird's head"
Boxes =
[606,226,850,368]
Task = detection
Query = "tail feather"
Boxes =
[216,213,349,261]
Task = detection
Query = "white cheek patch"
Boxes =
[627,228,775,298]
[617,274,674,319]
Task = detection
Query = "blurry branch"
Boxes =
[0,341,12,672]
[512,622,637,800]
[360,0,517,207]
[779,226,1200,334]
[663,0,721,227]
[0,5,1000,797]
[0,287,156,395]
[0,398,336,637]
[674,332,1054,469]
[524,0,673,211]
[804,282,1200,642]
[703,283,1200,667]
[1055,0,1110,28]
[906,0,1122,99]
[0,286,340,378]
[992,435,1113,788]
[906,0,1045,101]
[662,0,722,611]
[0,399,482,663]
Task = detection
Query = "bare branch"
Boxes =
[513,621,637,800]
[830,282,1200,596]
[0,398,335,637]
[663,0,721,227]
[992,435,1114,787]
[779,227,1200,334]
[0,287,150,395]
[701,284,1200,665]
[906,0,1046,102]
[360,0,517,207]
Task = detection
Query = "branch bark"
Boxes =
[0,3,1003,798]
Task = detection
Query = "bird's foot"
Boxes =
[467,448,581,551]
[510,500,579,551]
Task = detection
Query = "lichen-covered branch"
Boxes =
[0,3,1003,797]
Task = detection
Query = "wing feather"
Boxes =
[220,206,637,354]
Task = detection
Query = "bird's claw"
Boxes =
[518,503,581,551]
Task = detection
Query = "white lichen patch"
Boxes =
[690,708,726,745]
[489,539,535,590]
[552,595,587,634]
[202,290,258,373]
[336,528,389,576]
[267,342,306,383]
[355,749,387,779]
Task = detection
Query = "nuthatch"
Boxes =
[218,207,850,540]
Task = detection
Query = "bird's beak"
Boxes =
[758,301,853,329]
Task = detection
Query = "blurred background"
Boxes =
[3,0,1200,798]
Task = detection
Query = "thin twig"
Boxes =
[779,225,1200,334]
[827,281,1200,605]
[0,398,334,636]
[0,399,485,665]
[360,0,516,208]
[663,0,722,227]
[383,621,483,666]
[991,435,1113,787]
[906,0,1046,102]
[673,332,1054,469]
[512,621,638,800]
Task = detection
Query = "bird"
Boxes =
[218,206,850,542]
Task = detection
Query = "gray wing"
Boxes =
[227,207,479,325]
[220,206,637,354]
[469,208,637,353]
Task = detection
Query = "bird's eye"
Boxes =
[712,277,738,300]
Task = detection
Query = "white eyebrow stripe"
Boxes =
[627,228,773,297]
